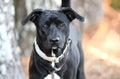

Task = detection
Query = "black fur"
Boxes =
[22,0,85,79]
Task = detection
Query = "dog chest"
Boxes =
[44,73,60,79]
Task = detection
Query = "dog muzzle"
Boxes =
[34,37,72,63]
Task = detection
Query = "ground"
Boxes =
[21,0,120,79]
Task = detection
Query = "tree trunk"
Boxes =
[0,0,25,79]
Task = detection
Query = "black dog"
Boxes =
[22,0,85,79]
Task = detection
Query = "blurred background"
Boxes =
[0,0,120,79]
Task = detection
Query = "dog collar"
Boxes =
[34,37,71,63]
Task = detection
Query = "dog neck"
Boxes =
[34,37,71,63]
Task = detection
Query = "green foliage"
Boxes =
[111,0,120,10]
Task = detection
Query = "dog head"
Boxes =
[22,8,84,53]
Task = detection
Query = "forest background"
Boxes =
[0,0,120,79]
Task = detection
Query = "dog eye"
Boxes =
[42,24,48,28]
[59,23,65,28]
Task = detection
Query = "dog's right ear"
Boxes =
[22,9,43,25]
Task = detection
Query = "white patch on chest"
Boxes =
[44,73,60,79]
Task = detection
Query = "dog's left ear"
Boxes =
[22,9,43,25]
[61,8,85,22]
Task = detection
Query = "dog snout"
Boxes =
[50,37,60,43]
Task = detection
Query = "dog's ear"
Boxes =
[22,9,43,25]
[61,8,85,22]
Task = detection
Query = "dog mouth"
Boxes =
[52,46,58,50]
[51,43,60,49]
[51,44,60,50]
[51,45,62,57]
[51,44,62,52]
[50,41,64,51]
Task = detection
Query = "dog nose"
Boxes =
[50,37,60,43]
